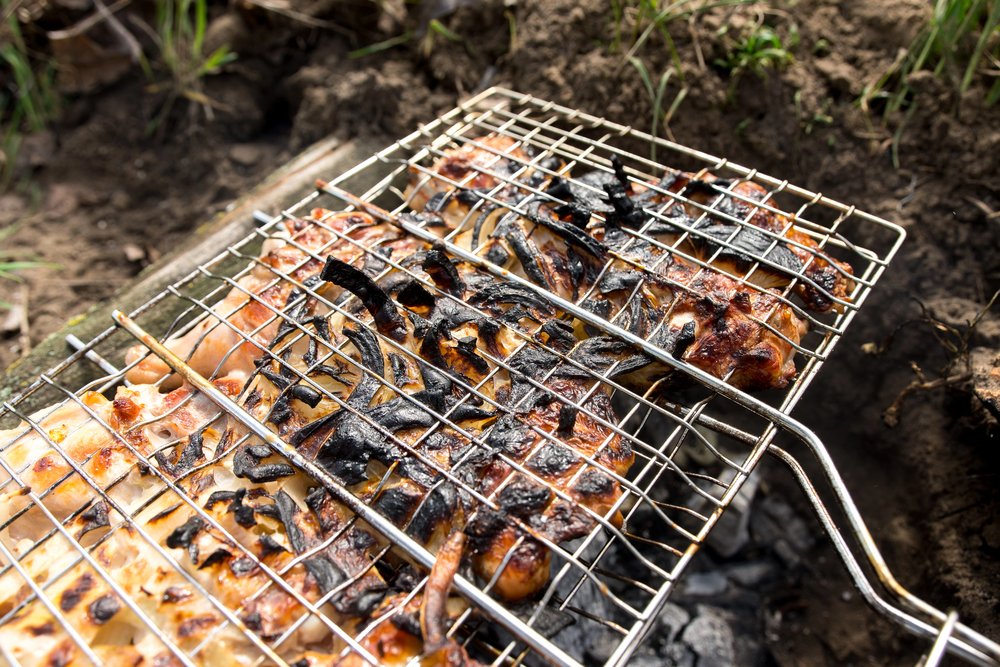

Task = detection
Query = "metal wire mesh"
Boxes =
[0,88,904,667]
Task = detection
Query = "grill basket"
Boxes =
[0,88,996,667]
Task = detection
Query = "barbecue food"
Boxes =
[405,134,553,233]
[3,134,849,666]
[242,246,633,603]
[408,134,854,314]
[0,377,475,667]
[608,168,856,312]
[469,197,807,390]
[125,211,428,387]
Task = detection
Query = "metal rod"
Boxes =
[923,611,961,667]
[768,446,997,667]
[65,333,121,376]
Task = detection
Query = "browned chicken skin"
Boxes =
[652,171,856,312]
[243,241,632,604]
[2,134,857,666]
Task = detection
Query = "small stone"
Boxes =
[203,12,249,56]
[629,648,671,667]
[707,474,759,558]
[725,561,773,587]
[1,300,24,335]
[229,143,262,167]
[584,629,621,664]
[661,641,697,667]
[773,540,800,568]
[752,494,814,555]
[657,602,691,645]
[45,183,80,217]
[122,243,145,263]
[681,571,728,597]
[680,606,736,667]
[110,191,131,210]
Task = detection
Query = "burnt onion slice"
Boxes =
[320,257,408,341]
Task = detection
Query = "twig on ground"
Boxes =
[882,364,972,427]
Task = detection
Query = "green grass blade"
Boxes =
[962,0,1000,92]
[193,0,208,59]
[349,31,414,59]
[428,19,461,42]
[987,77,1000,106]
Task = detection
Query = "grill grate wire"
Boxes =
[0,88,915,667]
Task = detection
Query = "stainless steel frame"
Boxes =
[0,87,994,667]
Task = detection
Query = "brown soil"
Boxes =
[3,0,999,663]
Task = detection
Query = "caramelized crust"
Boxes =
[0,135,854,666]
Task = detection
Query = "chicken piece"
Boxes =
[637,170,856,312]
[0,377,396,667]
[124,211,427,387]
[403,134,547,234]
[589,165,856,312]
[241,243,633,603]
[316,532,482,667]
[409,138,854,313]
[469,199,806,391]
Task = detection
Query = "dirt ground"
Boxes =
[2,0,999,663]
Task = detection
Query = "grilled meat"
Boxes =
[613,169,856,312]
[243,244,633,603]
[13,134,850,665]
[411,134,854,313]
[470,199,806,390]
[404,134,553,234]
[329,532,484,667]
[125,211,428,387]
[0,381,397,667]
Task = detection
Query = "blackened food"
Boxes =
[320,257,407,341]
[526,443,579,477]
[233,444,296,484]
[166,516,205,563]
[304,555,345,594]
[422,243,465,297]
[273,490,308,554]
[78,501,110,536]
[87,595,121,625]
[406,483,459,544]
[154,429,205,478]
